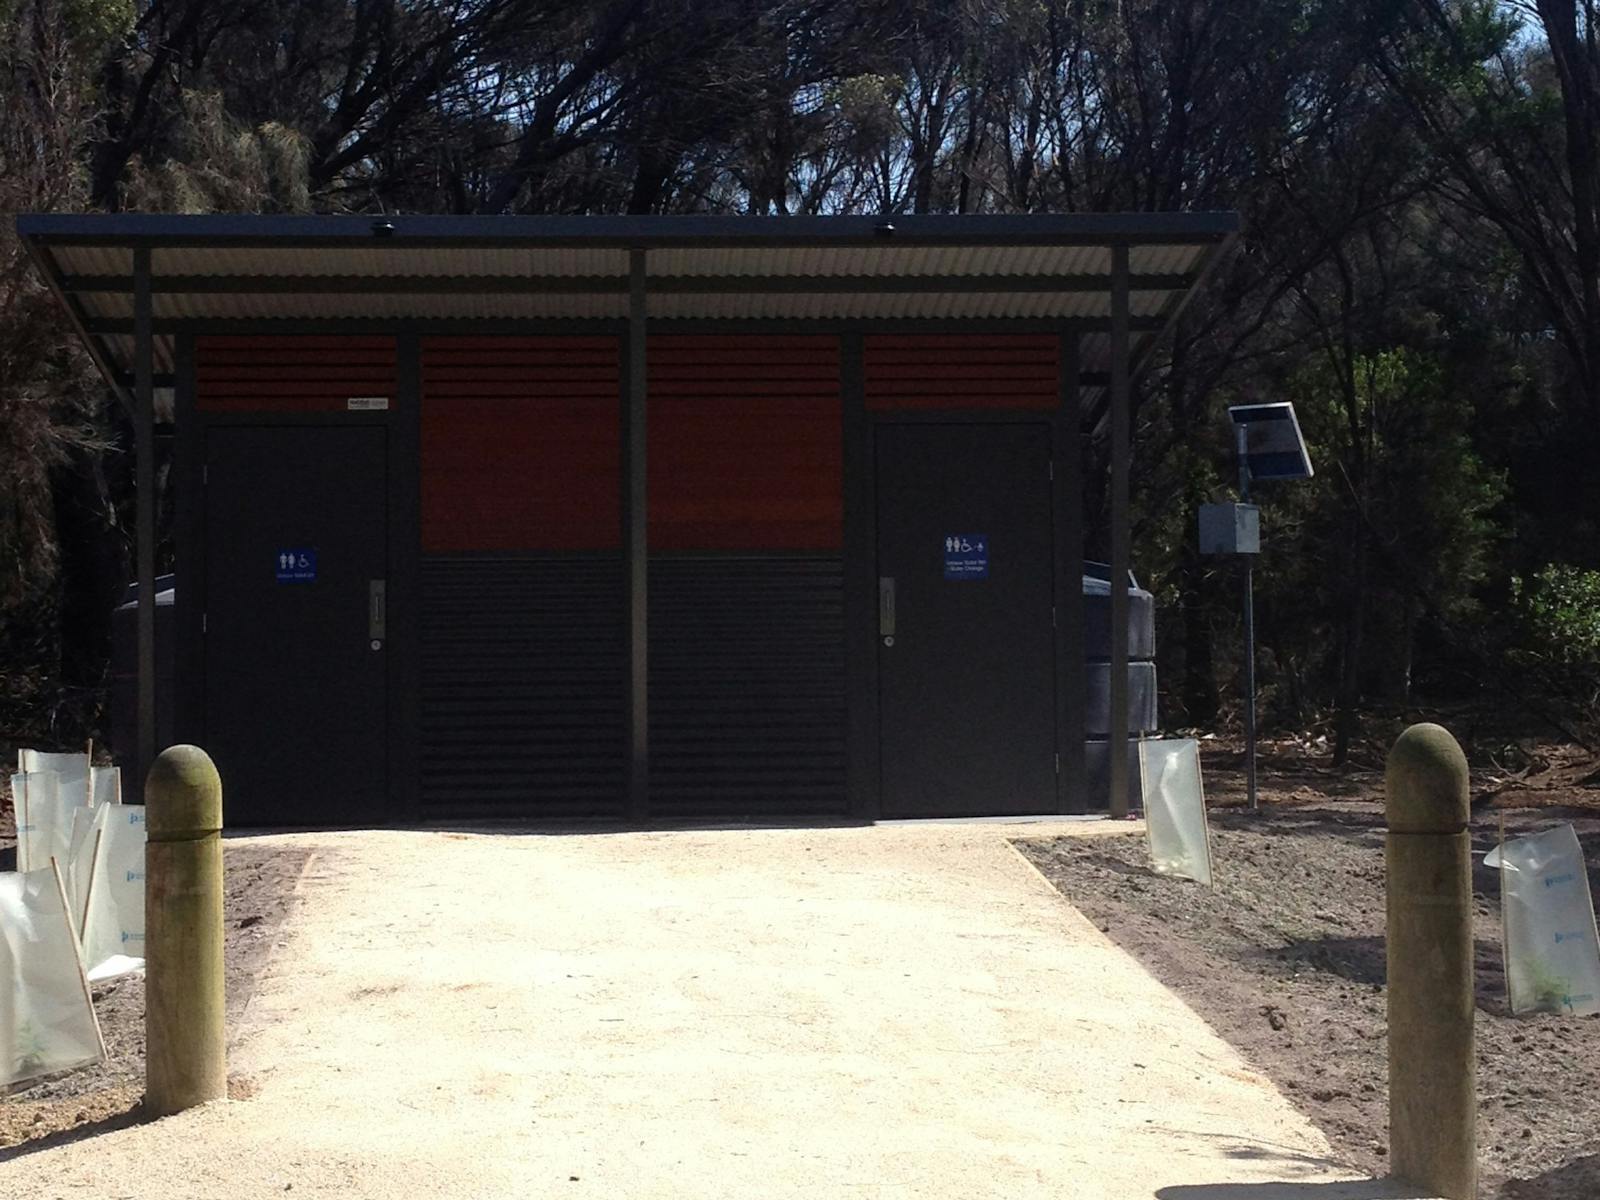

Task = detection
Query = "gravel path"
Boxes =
[0,822,1406,1199]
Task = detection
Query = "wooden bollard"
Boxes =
[145,745,226,1116]
[1385,723,1475,1199]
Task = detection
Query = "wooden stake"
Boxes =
[77,826,104,943]
[18,772,30,874]
[51,855,107,1061]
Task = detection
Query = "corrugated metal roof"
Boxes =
[650,288,1174,321]
[53,245,133,276]
[17,212,1238,394]
[78,285,1177,323]
[1128,244,1205,274]
[83,290,628,322]
[152,245,633,278]
[55,236,1200,282]
[649,243,1116,278]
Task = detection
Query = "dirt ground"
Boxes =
[1018,736,1600,1200]
[0,826,309,1156]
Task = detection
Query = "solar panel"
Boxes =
[1227,402,1313,482]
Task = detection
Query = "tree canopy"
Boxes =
[5,0,1600,753]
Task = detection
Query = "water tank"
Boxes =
[1083,563,1156,809]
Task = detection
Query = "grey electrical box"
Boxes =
[1199,502,1260,555]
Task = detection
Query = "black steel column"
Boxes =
[1054,334,1087,813]
[841,333,878,820]
[391,334,423,820]
[134,246,157,783]
[171,335,200,756]
[1107,244,1132,818]
[625,250,649,821]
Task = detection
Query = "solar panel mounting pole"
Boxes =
[1238,423,1257,811]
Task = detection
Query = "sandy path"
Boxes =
[1,822,1413,1199]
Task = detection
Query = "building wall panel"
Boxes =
[648,335,842,551]
[421,336,621,552]
[196,335,396,412]
[864,334,1058,410]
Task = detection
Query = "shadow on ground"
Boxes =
[0,1102,144,1164]
[1156,1181,1424,1200]
[1497,1154,1600,1198]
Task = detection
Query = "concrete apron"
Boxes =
[4,822,1423,1199]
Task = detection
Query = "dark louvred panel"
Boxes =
[864,334,1058,410]
[421,336,621,552]
[649,556,847,821]
[648,335,841,551]
[420,554,625,819]
[196,336,396,412]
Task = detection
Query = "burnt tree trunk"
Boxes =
[1331,510,1367,766]
[49,447,126,692]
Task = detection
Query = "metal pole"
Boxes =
[1107,245,1131,818]
[134,246,157,783]
[1237,423,1257,811]
[145,744,226,1115]
[625,249,648,822]
[1244,557,1257,811]
[1055,334,1087,814]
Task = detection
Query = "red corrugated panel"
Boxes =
[649,335,841,551]
[196,336,397,412]
[864,334,1058,410]
[422,337,621,552]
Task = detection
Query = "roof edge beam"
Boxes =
[60,272,1195,296]
[18,209,1240,249]
[84,315,1171,335]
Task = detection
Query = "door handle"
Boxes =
[369,579,387,648]
[878,576,895,644]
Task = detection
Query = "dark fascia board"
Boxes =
[17,211,1240,249]
[59,271,1196,296]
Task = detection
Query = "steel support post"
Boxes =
[625,250,649,821]
[1107,245,1131,817]
[134,246,157,782]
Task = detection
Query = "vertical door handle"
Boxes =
[879,576,895,645]
[369,579,387,649]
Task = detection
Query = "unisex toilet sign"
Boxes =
[275,547,318,583]
[943,534,989,580]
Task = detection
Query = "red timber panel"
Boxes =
[421,337,621,552]
[196,336,397,412]
[864,334,1059,410]
[648,335,842,551]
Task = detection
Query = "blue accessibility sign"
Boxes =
[943,534,989,580]
[275,547,318,583]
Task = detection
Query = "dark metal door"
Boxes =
[876,424,1055,816]
[204,426,388,825]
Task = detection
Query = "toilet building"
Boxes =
[20,212,1238,826]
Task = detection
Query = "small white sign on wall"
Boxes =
[347,396,389,411]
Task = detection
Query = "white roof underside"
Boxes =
[21,213,1238,401]
[48,240,1205,281]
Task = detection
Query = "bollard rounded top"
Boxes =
[144,744,223,838]
[1385,722,1469,833]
